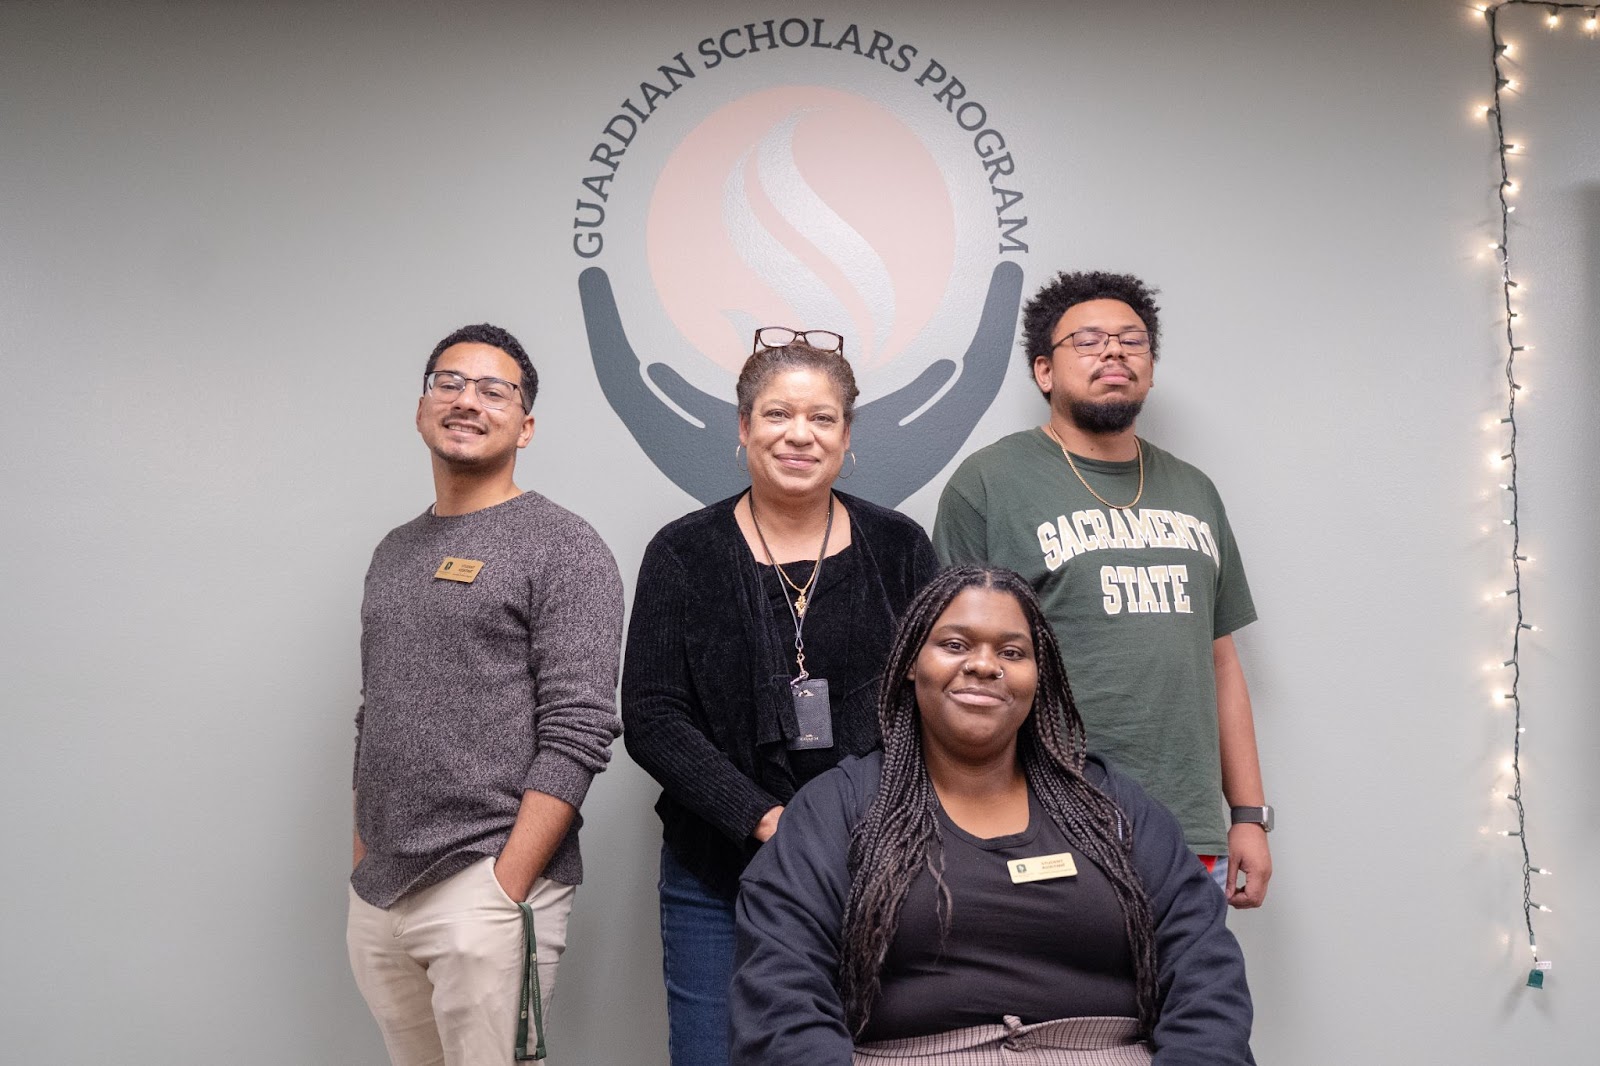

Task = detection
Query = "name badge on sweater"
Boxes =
[787,678,833,751]
[434,557,485,583]
[1008,851,1078,884]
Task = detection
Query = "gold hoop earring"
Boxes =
[837,450,857,480]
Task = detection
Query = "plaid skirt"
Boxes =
[854,1016,1151,1065]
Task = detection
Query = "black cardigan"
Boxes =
[731,753,1256,1064]
[622,490,938,897]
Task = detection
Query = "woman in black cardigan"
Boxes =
[622,328,937,1066]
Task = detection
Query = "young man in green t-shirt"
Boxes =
[932,271,1274,909]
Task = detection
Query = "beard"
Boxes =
[1063,395,1144,434]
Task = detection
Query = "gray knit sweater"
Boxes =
[352,491,624,908]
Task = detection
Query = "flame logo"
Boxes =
[580,85,1020,507]
[647,87,955,374]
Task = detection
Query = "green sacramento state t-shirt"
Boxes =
[933,428,1256,854]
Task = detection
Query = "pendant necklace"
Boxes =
[750,494,834,621]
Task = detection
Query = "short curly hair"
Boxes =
[1021,271,1163,369]
[423,323,539,412]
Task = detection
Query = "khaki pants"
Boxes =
[348,856,575,1066]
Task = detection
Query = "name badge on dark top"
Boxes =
[788,678,833,750]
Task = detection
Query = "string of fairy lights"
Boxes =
[1471,0,1592,991]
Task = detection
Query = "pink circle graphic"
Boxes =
[647,86,956,374]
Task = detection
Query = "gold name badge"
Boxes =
[1008,851,1078,884]
[434,557,485,583]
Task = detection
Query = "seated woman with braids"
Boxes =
[730,566,1254,1064]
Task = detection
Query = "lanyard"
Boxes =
[515,901,545,1060]
[751,494,834,685]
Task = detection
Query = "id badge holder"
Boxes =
[787,678,833,750]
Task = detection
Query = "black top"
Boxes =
[731,753,1256,1065]
[622,491,939,898]
[764,544,865,784]
[863,784,1138,1041]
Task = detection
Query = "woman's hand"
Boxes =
[753,805,785,843]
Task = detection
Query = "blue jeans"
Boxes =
[659,844,737,1066]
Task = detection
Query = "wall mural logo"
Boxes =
[573,18,1028,506]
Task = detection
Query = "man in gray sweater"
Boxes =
[348,323,624,1066]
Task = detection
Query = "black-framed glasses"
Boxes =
[1052,329,1153,356]
[752,326,845,355]
[423,370,525,411]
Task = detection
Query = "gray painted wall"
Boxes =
[2,1,1594,1061]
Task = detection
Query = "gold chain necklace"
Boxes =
[1044,424,1145,510]
[749,494,834,618]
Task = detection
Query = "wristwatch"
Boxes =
[1230,805,1275,833]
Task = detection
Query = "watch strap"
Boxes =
[1230,804,1274,832]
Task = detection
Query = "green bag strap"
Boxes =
[515,901,546,1061]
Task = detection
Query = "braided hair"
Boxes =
[837,566,1161,1037]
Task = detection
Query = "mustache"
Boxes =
[1092,363,1137,382]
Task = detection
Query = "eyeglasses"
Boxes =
[423,371,525,411]
[752,326,845,355]
[1053,329,1153,357]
